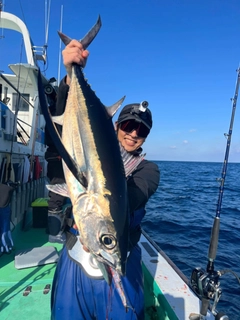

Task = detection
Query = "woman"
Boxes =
[50,40,160,320]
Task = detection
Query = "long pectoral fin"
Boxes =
[38,69,87,188]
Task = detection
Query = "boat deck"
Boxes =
[0,225,62,320]
[0,223,162,320]
[0,221,216,320]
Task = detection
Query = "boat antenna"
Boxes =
[45,0,51,46]
[190,68,240,320]
[57,5,64,85]
[0,1,5,38]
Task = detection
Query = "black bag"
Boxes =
[0,183,14,208]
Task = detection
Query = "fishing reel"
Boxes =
[190,267,229,320]
[44,77,58,112]
[191,267,221,302]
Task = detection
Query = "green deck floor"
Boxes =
[0,224,166,320]
[0,225,62,320]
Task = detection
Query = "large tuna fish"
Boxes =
[38,17,129,278]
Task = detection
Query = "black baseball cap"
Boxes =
[117,101,153,130]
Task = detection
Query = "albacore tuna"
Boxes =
[38,17,129,278]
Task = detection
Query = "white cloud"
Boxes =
[183,140,188,144]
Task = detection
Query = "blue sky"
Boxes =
[1,0,240,162]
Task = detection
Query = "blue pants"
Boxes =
[51,245,144,320]
[0,206,14,253]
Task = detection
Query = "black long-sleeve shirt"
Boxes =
[45,77,160,214]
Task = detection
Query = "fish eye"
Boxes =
[100,234,116,249]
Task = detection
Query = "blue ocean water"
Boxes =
[142,161,240,320]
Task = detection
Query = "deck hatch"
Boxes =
[140,241,158,257]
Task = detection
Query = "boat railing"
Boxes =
[0,73,39,147]
[10,177,47,228]
[0,73,35,109]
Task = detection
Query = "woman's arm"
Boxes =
[127,160,160,212]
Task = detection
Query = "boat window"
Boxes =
[12,93,30,111]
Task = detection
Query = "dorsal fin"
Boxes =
[105,96,126,118]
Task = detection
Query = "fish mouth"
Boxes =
[98,249,126,276]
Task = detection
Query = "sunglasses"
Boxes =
[119,120,150,138]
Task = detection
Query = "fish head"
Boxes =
[72,193,128,276]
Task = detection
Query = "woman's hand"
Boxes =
[62,40,89,85]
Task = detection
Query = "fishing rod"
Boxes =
[190,68,240,320]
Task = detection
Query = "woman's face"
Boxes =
[115,121,146,152]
